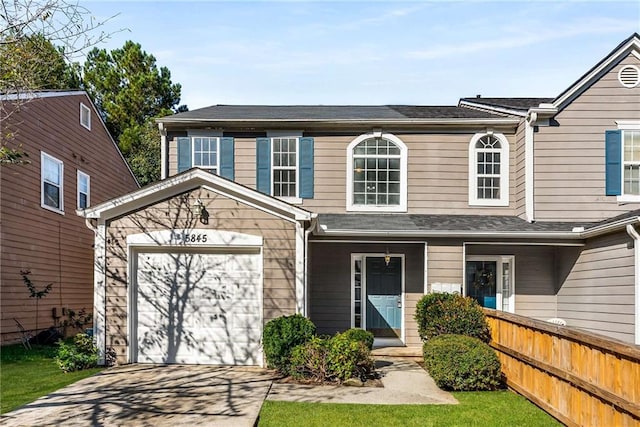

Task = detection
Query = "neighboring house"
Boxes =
[1,91,139,344]
[81,34,640,366]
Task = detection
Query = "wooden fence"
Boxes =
[484,310,640,427]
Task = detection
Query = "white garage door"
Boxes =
[135,250,262,365]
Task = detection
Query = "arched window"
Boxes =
[469,133,509,206]
[347,133,407,212]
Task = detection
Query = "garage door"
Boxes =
[135,250,262,365]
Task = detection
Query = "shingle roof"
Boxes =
[160,104,506,122]
[459,97,554,111]
[317,214,592,235]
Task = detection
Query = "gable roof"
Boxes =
[79,168,314,223]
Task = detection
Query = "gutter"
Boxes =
[317,229,583,240]
[581,216,640,239]
[458,100,527,117]
[625,223,640,345]
[156,117,521,127]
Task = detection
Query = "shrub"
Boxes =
[414,293,490,343]
[423,334,502,391]
[263,314,316,374]
[56,333,99,372]
[290,333,375,382]
[341,328,374,350]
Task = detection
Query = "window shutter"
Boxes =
[256,137,271,194]
[299,137,314,199]
[219,137,235,180]
[177,137,192,173]
[605,130,622,196]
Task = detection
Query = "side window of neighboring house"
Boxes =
[468,133,510,207]
[41,152,64,213]
[256,136,314,202]
[606,127,640,201]
[346,133,407,212]
[176,136,235,179]
[77,171,90,209]
[80,102,91,130]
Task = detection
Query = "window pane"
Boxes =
[43,158,60,184]
[79,193,88,209]
[44,182,60,209]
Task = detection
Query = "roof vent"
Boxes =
[618,65,640,88]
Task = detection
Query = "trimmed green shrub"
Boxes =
[263,314,316,374]
[56,333,99,372]
[290,333,375,382]
[423,334,502,391]
[341,328,374,350]
[414,292,491,343]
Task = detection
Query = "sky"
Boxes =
[79,1,640,110]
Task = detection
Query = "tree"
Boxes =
[83,41,184,147]
[1,0,118,164]
[123,118,162,186]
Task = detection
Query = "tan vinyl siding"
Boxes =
[534,53,640,221]
[0,95,138,343]
[427,240,463,286]
[514,121,527,218]
[557,231,635,342]
[103,189,296,361]
[168,131,518,215]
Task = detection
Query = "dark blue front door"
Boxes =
[366,257,401,337]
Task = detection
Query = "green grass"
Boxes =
[1,343,102,414]
[259,391,560,427]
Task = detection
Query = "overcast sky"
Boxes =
[81,1,640,110]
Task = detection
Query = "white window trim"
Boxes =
[465,255,515,313]
[41,151,64,214]
[468,132,510,207]
[346,132,408,212]
[191,136,220,174]
[77,170,90,209]
[80,103,91,130]
[271,136,302,204]
[616,122,640,203]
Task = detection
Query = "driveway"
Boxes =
[0,364,277,427]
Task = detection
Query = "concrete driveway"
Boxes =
[0,364,277,427]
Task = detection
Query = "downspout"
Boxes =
[525,111,537,223]
[159,122,167,179]
[304,214,319,317]
[625,223,640,345]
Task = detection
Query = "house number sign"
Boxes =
[170,230,211,245]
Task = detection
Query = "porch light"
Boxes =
[384,248,391,266]
[191,198,209,225]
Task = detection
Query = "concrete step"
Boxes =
[371,346,422,359]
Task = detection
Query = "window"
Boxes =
[272,137,298,198]
[623,130,640,196]
[468,133,509,206]
[41,152,64,213]
[192,137,219,174]
[605,123,640,201]
[80,103,91,130]
[77,171,90,209]
[346,133,408,212]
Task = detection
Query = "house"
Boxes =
[80,34,640,366]
[0,91,139,344]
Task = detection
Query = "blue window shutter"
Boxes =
[219,137,235,180]
[605,130,622,196]
[177,137,192,173]
[256,137,271,194]
[299,137,314,199]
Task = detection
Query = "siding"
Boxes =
[557,231,635,342]
[104,189,297,362]
[168,131,518,215]
[308,241,425,346]
[427,240,463,285]
[0,95,138,343]
[514,121,527,218]
[534,53,640,221]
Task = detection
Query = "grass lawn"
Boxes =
[1,343,102,414]
[259,391,561,427]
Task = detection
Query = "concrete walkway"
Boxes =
[267,357,458,405]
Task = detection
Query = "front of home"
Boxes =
[81,34,640,366]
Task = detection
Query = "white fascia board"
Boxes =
[553,38,640,109]
[1,90,86,101]
[157,118,521,127]
[317,229,583,240]
[77,169,312,223]
[458,100,528,117]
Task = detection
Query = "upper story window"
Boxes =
[77,171,90,209]
[606,123,640,202]
[80,103,91,130]
[346,133,407,212]
[256,136,314,202]
[41,152,64,214]
[193,137,219,174]
[468,133,509,207]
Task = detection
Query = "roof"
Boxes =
[1,90,87,101]
[159,104,508,123]
[458,97,554,112]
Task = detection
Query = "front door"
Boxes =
[366,257,402,338]
[465,256,514,312]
